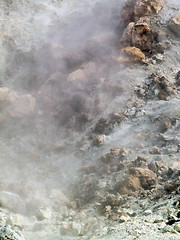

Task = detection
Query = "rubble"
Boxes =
[0,225,25,240]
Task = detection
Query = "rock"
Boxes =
[0,88,36,120]
[129,167,157,190]
[101,193,123,209]
[119,0,164,28]
[134,0,152,20]
[119,212,131,223]
[170,11,180,37]
[144,209,152,216]
[161,225,177,234]
[154,53,163,62]
[119,0,136,29]
[116,174,141,194]
[121,22,155,52]
[133,156,148,168]
[6,215,29,230]
[149,146,161,154]
[134,0,164,20]
[93,135,106,146]
[150,0,164,13]
[175,70,180,86]
[79,165,97,175]
[118,46,145,62]
[60,221,81,236]
[94,117,109,134]
[174,223,180,232]
[81,217,97,236]
[158,90,169,100]
[67,69,86,82]
[37,207,52,221]
[154,218,164,223]
[0,225,25,240]
[0,88,10,102]
[0,191,25,214]
[7,93,36,117]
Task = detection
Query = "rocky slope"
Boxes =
[1,0,180,239]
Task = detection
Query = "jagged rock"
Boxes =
[151,74,176,100]
[94,117,109,134]
[0,88,36,120]
[119,212,131,223]
[119,0,136,29]
[116,174,142,194]
[37,207,52,221]
[149,146,161,154]
[129,167,157,190]
[170,11,180,37]
[118,46,145,62]
[119,0,164,28]
[93,135,106,146]
[0,225,25,240]
[134,0,164,20]
[121,22,155,52]
[101,194,124,209]
[67,62,96,82]
[174,223,180,232]
[175,71,180,86]
[60,221,81,236]
[133,156,148,168]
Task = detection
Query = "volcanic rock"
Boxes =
[119,212,131,223]
[129,167,157,190]
[118,46,145,62]
[0,225,25,240]
[121,22,155,52]
[134,0,164,20]
[93,135,106,146]
[170,11,180,37]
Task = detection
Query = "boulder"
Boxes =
[93,135,106,146]
[129,167,157,189]
[118,46,145,62]
[134,0,164,20]
[0,87,36,120]
[121,22,155,52]
[170,11,180,37]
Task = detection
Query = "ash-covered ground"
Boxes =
[1,0,180,239]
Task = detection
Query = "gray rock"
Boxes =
[0,225,25,240]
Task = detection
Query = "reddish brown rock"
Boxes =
[134,0,164,20]
[129,167,157,190]
[93,135,106,146]
[118,46,146,62]
[121,22,155,52]
[170,11,180,37]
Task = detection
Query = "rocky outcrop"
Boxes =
[0,225,25,240]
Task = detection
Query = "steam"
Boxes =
[1,0,179,224]
[0,0,131,216]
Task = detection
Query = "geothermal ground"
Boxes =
[1,0,180,239]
